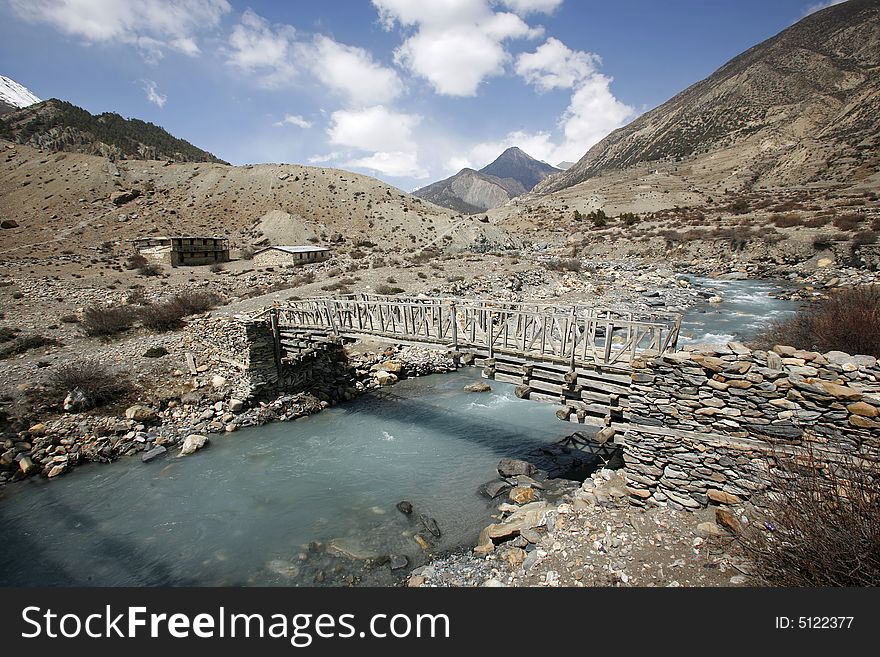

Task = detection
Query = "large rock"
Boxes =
[463,381,491,393]
[497,458,536,477]
[110,189,140,205]
[63,387,91,413]
[380,360,403,374]
[1,219,19,229]
[28,423,48,437]
[375,371,398,386]
[508,486,535,504]
[18,456,37,476]
[179,434,209,456]
[125,405,160,424]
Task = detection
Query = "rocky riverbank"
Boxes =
[0,343,458,486]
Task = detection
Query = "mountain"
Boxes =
[414,147,560,213]
[537,0,880,196]
[555,161,575,170]
[0,75,40,115]
[480,147,560,192]
[0,98,228,164]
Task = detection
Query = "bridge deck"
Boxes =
[260,294,681,370]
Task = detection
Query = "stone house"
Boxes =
[131,236,230,266]
[252,246,331,267]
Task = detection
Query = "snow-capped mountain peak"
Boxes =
[0,75,40,111]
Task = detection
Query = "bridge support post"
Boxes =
[450,301,458,351]
[269,308,283,380]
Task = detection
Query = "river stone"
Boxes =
[125,405,160,424]
[396,500,413,515]
[47,464,66,478]
[228,398,245,413]
[375,370,397,386]
[18,456,37,475]
[141,445,167,462]
[420,514,442,538]
[509,486,536,504]
[479,480,511,499]
[179,434,209,456]
[28,423,48,437]
[463,381,491,393]
[389,554,409,570]
[497,458,536,477]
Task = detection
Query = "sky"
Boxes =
[0,0,848,191]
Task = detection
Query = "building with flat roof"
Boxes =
[131,236,229,266]
[252,245,331,267]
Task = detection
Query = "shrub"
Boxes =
[140,291,221,331]
[0,334,62,359]
[753,286,880,357]
[81,305,137,337]
[126,253,148,270]
[46,359,133,411]
[0,326,18,342]
[619,212,640,226]
[138,263,162,277]
[586,209,607,227]
[803,216,831,228]
[239,247,255,260]
[374,284,404,295]
[728,198,750,214]
[833,213,863,231]
[771,213,802,228]
[739,449,880,586]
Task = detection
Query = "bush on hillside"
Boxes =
[753,286,880,357]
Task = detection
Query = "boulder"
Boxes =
[125,405,160,424]
[179,434,209,456]
[18,456,37,476]
[375,371,398,386]
[228,398,245,413]
[463,381,491,393]
[497,458,536,477]
[380,360,403,374]
[1,219,19,229]
[715,508,743,534]
[396,500,413,515]
[478,480,512,499]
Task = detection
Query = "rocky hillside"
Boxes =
[413,168,524,214]
[537,0,880,195]
[0,75,40,116]
[415,147,559,213]
[0,99,228,164]
[0,140,515,260]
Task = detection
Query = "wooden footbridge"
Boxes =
[257,294,682,426]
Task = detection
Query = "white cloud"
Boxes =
[327,105,421,153]
[327,106,427,178]
[344,151,428,178]
[515,37,599,91]
[373,0,544,96]
[9,0,230,58]
[307,152,342,164]
[142,79,167,107]
[226,9,299,86]
[309,35,404,105]
[804,0,847,15]
[274,114,312,129]
[500,0,563,15]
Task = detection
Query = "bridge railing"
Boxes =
[258,295,681,368]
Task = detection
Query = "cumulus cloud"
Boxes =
[373,0,545,96]
[344,151,428,178]
[309,35,404,105]
[327,106,427,178]
[142,79,167,107]
[9,0,230,59]
[274,114,312,129]
[226,9,300,86]
[515,37,599,91]
[450,38,634,172]
[327,105,421,152]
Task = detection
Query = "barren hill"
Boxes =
[0,141,514,261]
[537,0,880,197]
